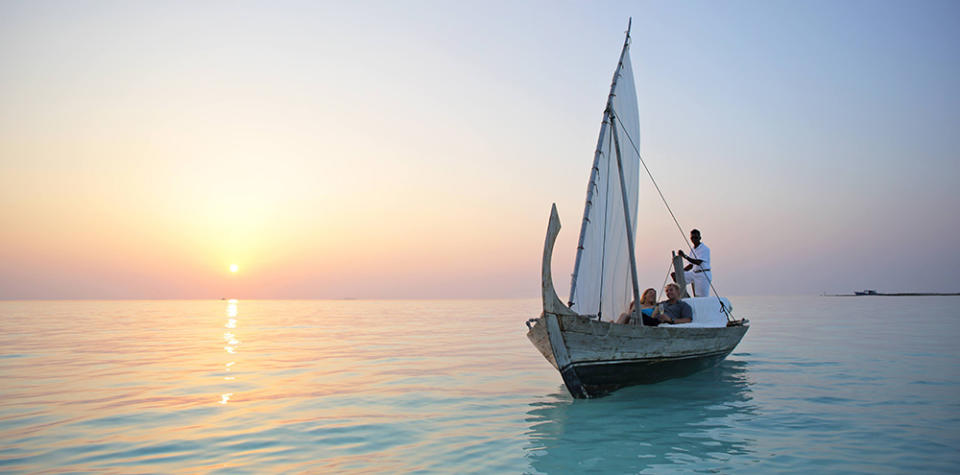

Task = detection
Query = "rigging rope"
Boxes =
[613,114,687,246]
[612,114,733,320]
[659,260,674,299]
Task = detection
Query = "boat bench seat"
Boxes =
[668,297,731,328]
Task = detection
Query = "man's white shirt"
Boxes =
[684,243,712,297]
[690,243,710,272]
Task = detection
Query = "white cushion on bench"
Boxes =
[666,297,731,328]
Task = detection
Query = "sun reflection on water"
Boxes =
[221,299,240,404]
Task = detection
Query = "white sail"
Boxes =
[569,42,641,320]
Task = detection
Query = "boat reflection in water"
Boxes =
[524,359,756,473]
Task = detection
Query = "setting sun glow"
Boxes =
[0,3,957,301]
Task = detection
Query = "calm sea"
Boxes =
[1,297,958,473]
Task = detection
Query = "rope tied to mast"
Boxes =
[612,114,733,321]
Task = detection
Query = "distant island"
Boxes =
[826,290,960,297]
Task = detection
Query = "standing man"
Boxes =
[678,229,711,297]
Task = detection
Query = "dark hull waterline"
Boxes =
[558,348,736,398]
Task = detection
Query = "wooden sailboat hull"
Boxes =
[528,24,751,399]
[527,313,749,398]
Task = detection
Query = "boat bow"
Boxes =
[541,204,578,318]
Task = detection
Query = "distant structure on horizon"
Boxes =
[831,290,960,297]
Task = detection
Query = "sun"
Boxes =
[229,264,239,273]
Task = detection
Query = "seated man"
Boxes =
[651,283,693,325]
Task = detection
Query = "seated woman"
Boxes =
[615,288,658,324]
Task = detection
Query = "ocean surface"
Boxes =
[1,296,958,473]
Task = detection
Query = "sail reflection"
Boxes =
[524,360,756,473]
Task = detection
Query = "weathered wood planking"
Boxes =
[672,252,690,298]
[528,314,747,367]
[527,316,558,369]
[562,326,748,363]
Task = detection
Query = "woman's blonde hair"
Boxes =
[640,288,657,305]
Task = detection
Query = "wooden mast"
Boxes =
[609,109,641,321]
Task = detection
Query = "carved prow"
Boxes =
[542,204,578,316]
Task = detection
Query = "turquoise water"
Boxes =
[1,297,958,473]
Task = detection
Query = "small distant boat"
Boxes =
[525,20,748,399]
[854,290,878,296]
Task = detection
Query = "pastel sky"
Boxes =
[2,1,958,299]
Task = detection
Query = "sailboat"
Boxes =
[525,20,749,399]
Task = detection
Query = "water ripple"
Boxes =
[0,298,958,472]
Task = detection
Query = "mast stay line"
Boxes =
[612,113,733,320]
